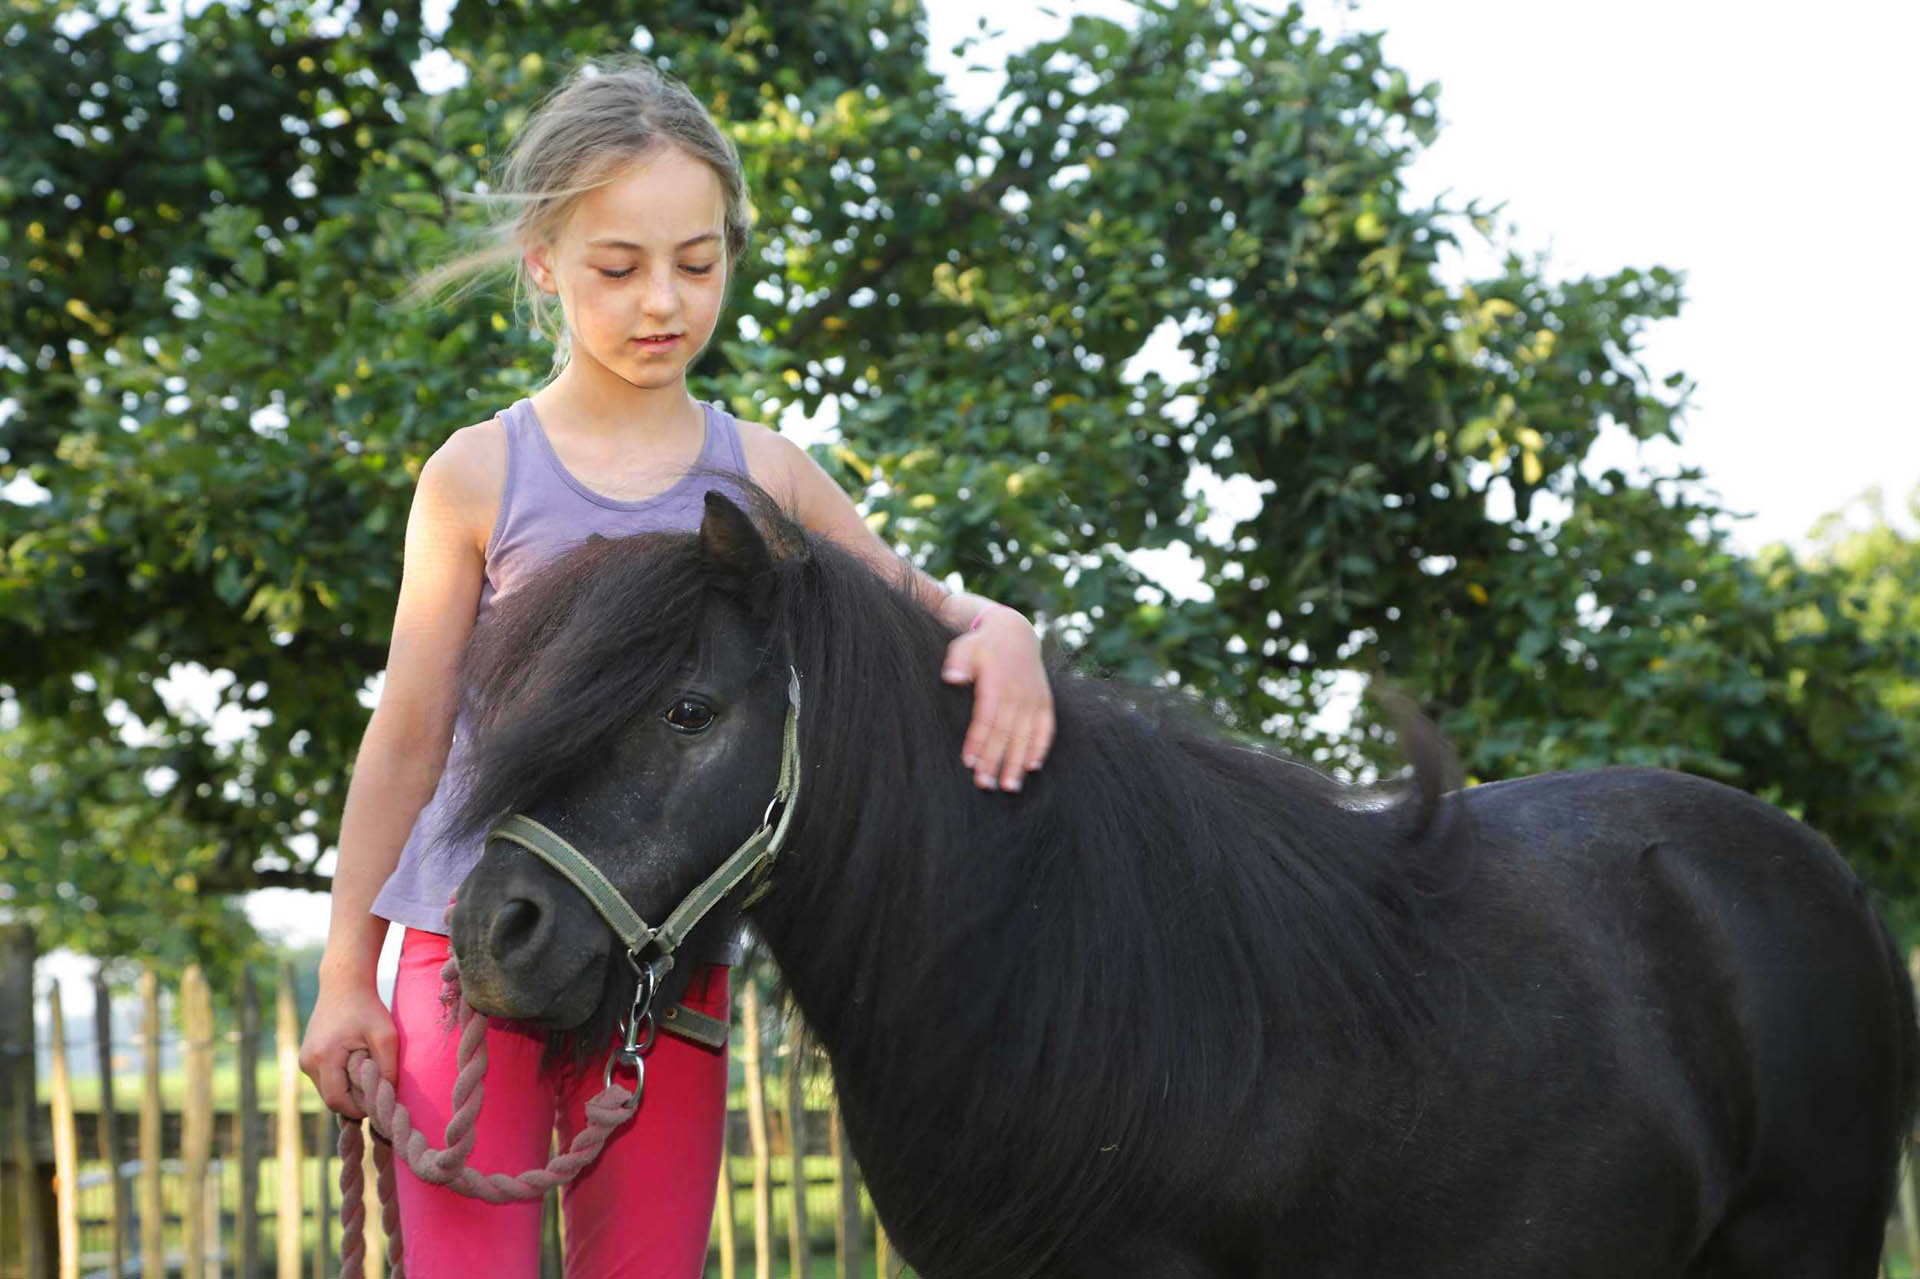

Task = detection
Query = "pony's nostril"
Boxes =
[488,897,543,959]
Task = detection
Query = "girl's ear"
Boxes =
[699,490,776,596]
[523,240,557,295]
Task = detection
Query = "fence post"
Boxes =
[358,1127,383,1279]
[238,968,261,1279]
[539,1134,560,1279]
[276,963,302,1279]
[182,967,212,1279]
[204,1163,220,1279]
[1,921,51,1279]
[739,982,771,1279]
[311,1110,331,1279]
[138,971,162,1279]
[90,968,127,1279]
[1903,948,1920,1266]
[831,1098,859,1279]
[714,1105,736,1279]
[46,983,75,1279]
[784,1040,809,1275]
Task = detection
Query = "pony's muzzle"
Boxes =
[487,896,547,966]
[450,856,609,1027]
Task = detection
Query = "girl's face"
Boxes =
[526,146,730,391]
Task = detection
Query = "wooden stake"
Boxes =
[714,1107,736,1279]
[785,1039,810,1275]
[312,1106,332,1275]
[238,968,261,1279]
[311,1110,332,1279]
[1,925,48,1279]
[138,971,163,1279]
[1901,1135,1920,1269]
[203,1161,220,1279]
[831,1098,860,1279]
[47,982,77,1279]
[91,968,127,1279]
[360,1125,384,1279]
[275,963,303,1279]
[181,966,212,1279]
[740,982,772,1279]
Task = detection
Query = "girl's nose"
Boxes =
[638,266,678,315]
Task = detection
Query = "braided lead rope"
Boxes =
[334,947,642,1279]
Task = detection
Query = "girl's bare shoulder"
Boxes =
[416,414,508,555]
[730,414,804,507]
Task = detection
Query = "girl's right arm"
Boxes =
[298,422,502,1119]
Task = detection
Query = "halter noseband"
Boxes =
[482,668,802,1085]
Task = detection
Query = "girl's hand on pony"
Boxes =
[942,605,1054,792]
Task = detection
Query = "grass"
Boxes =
[47,1057,329,1115]
[47,1144,1920,1279]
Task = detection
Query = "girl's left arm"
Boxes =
[751,427,1054,792]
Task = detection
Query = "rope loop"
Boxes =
[334,950,640,1279]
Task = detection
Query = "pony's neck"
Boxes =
[740,548,1436,1273]
[752,569,980,1042]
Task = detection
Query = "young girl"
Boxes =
[298,54,1055,1278]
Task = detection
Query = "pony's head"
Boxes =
[443,489,805,1038]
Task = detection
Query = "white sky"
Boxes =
[33,1,1920,1001]
[1310,0,1920,549]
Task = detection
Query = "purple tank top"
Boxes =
[371,395,753,964]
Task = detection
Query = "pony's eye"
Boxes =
[664,698,715,734]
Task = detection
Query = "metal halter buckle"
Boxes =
[605,950,670,1091]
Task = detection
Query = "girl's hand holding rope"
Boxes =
[300,977,399,1123]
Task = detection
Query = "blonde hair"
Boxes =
[396,53,751,376]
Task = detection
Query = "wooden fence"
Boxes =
[0,935,901,1279]
[13,934,1920,1278]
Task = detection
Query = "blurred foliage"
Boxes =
[3,0,1917,968]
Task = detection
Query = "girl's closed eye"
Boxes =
[595,265,717,279]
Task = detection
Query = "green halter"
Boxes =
[482,668,803,1054]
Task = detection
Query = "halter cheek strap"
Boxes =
[482,668,804,1049]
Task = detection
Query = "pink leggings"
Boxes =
[391,928,729,1278]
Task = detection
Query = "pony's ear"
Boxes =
[699,490,775,589]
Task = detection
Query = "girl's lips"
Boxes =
[632,334,681,349]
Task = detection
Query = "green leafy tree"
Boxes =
[5,0,1916,964]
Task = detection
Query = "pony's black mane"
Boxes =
[448,479,1469,1273]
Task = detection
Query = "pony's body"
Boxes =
[755,717,1908,1278]
[444,489,1915,1278]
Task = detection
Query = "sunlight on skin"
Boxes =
[521,147,731,454]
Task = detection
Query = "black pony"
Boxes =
[443,485,1916,1278]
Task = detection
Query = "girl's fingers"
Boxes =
[974,695,1030,791]
[1026,713,1055,772]
[973,717,1010,790]
[969,699,1053,791]
[963,691,1003,776]
[950,621,1053,791]
[321,1060,364,1121]
[1000,720,1038,790]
